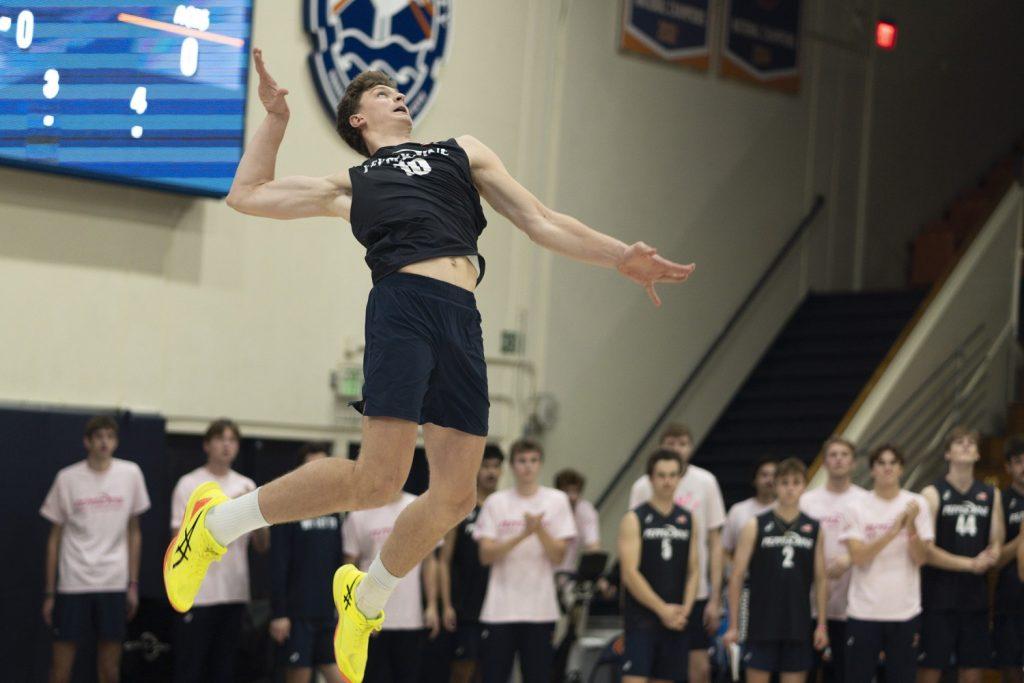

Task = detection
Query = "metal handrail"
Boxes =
[595,194,826,510]
[852,321,1014,490]
[858,324,986,447]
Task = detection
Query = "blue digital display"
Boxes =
[0,1,253,197]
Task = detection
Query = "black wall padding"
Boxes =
[0,407,167,683]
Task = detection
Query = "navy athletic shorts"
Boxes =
[845,617,919,683]
[918,610,992,669]
[52,591,126,642]
[453,621,483,661]
[991,614,1024,667]
[745,639,813,673]
[994,613,1024,667]
[622,625,690,680]
[278,618,334,668]
[684,599,711,650]
[352,272,489,437]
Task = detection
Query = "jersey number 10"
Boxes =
[395,159,432,177]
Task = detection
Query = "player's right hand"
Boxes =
[269,616,291,644]
[722,626,739,649]
[970,550,996,574]
[252,48,290,115]
[658,603,686,631]
[42,595,54,627]
[903,501,920,527]
[443,605,457,632]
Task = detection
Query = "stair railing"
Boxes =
[809,183,1023,489]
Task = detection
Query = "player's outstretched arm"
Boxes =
[226,48,352,220]
[459,135,695,307]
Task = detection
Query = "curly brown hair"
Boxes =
[335,71,398,157]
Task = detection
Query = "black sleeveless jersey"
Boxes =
[623,503,692,629]
[270,513,343,620]
[996,487,1024,614]
[349,138,488,284]
[450,505,490,623]
[747,510,819,642]
[922,478,994,612]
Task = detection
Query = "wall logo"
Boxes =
[304,0,452,126]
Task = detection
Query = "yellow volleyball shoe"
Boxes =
[162,481,228,613]
[333,564,385,683]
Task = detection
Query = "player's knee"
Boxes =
[428,486,475,523]
[442,483,477,520]
[357,469,405,508]
[453,488,477,518]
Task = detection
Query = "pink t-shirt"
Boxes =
[722,497,775,553]
[629,464,726,600]
[840,489,934,621]
[342,493,428,630]
[558,499,600,573]
[171,466,256,606]
[475,486,577,624]
[40,458,151,593]
[800,485,867,620]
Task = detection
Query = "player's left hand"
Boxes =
[424,605,441,639]
[616,241,695,307]
[126,584,139,621]
[813,623,829,651]
[826,554,852,579]
[703,598,721,634]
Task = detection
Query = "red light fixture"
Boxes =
[876,20,897,50]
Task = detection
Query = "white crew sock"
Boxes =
[355,555,401,619]
[204,488,269,546]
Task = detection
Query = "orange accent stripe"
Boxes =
[408,1,431,38]
[421,0,434,15]
[190,497,212,519]
[116,13,245,48]
[332,0,356,14]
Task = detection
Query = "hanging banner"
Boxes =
[721,0,801,93]
[620,0,711,71]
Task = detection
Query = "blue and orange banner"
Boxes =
[620,0,711,71]
[721,0,801,93]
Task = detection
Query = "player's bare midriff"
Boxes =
[399,255,478,292]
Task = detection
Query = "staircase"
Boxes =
[696,290,926,507]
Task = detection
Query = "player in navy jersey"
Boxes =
[724,458,828,683]
[163,48,696,683]
[618,448,700,683]
[918,426,1004,683]
[269,444,345,683]
[994,436,1024,682]
[439,445,503,683]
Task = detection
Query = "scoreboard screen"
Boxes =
[0,1,253,198]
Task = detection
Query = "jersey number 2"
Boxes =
[781,545,795,568]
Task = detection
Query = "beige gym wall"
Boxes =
[0,0,852,500]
